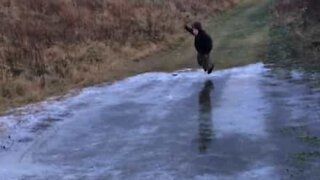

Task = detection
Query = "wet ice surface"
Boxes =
[0,63,319,180]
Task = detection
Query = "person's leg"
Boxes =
[197,53,203,66]
[205,54,214,74]
[203,54,210,71]
[197,53,206,71]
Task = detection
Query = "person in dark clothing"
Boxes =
[185,22,214,74]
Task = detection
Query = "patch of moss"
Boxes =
[280,126,320,146]
[292,151,320,162]
[299,134,320,146]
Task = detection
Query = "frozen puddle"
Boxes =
[0,63,320,180]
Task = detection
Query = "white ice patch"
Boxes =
[194,165,278,180]
[213,63,269,139]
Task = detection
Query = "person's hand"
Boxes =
[184,24,192,31]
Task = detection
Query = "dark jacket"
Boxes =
[185,26,213,55]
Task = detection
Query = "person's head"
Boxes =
[192,21,202,35]
[192,22,202,30]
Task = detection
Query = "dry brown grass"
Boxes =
[0,0,239,112]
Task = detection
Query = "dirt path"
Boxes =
[208,0,271,68]
[134,0,271,73]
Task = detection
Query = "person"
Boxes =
[185,22,214,74]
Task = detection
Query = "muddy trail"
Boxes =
[0,63,320,180]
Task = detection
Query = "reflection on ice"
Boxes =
[198,80,214,153]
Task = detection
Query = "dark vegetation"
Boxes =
[267,0,320,71]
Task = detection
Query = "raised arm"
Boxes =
[184,24,194,36]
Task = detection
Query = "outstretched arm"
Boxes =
[184,24,194,36]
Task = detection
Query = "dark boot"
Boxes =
[207,64,214,74]
[203,65,207,72]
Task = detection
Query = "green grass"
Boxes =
[280,125,320,173]
[280,126,320,146]
[293,151,320,163]
[207,0,272,69]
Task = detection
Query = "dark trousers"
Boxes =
[197,53,212,71]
